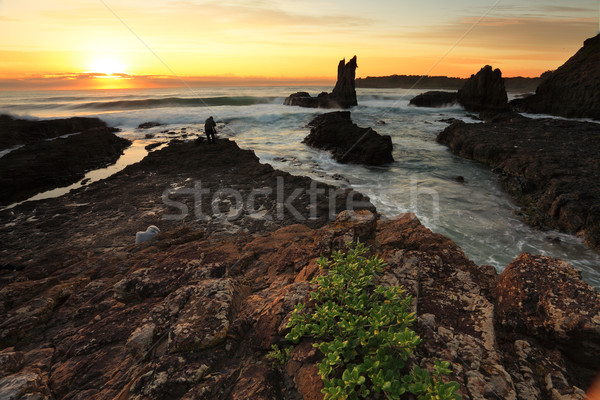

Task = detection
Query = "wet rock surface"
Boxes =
[409,91,458,108]
[0,206,597,399]
[303,111,394,166]
[0,127,131,206]
[284,57,358,109]
[437,115,600,251]
[0,138,374,270]
[0,127,597,399]
[0,115,109,150]
[511,34,600,120]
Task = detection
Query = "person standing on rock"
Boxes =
[204,116,217,144]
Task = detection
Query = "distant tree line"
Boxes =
[356,71,553,93]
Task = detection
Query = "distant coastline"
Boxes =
[356,74,548,92]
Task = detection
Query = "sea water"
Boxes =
[1,86,600,287]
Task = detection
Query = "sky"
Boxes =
[0,0,598,89]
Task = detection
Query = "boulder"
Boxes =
[303,111,394,165]
[284,56,358,109]
[496,253,600,369]
[409,91,458,107]
[457,65,509,112]
[511,34,600,120]
[282,92,319,108]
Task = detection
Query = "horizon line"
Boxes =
[0,70,547,91]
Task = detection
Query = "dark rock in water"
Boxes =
[284,56,358,109]
[303,111,394,165]
[0,127,131,206]
[457,65,509,112]
[437,116,600,251]
[409,91,458,108]
[332,173,350,183]
[0,114,109,151]
[496,253,600,369]
[375,120,386,126]
[144,142,163,151]
[454,176,466,184]
[137,121,164,129]
[283,91,317,108]
[438,117,461,124]
[511,34,600,120]
[144,134,154,139]
[409,66,508,112]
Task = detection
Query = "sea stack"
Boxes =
[457,65,509,112]
[408,65,509,112]
[511,34,600,120]
[284,56,358,109]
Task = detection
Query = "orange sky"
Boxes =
[0,0,598,90]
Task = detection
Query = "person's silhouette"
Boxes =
[204,116,217,144]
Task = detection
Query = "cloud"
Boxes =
[41,1,375,31]
[469,2,597,19]
[397,16,597,52]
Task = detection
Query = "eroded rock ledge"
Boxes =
[0,210,597,399]
[0,114,110,150]
[0,127,130,206]
[437,115,600,251]
[0,139,374,271]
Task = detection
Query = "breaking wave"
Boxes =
[70,96,282,111]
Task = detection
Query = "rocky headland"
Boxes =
[437,115,600,251]
[409,34,600,121]
[511,34,600,120]
[0,123,598,399]
[0,115,130,206]
[303,111,394,166]
[284,56,358,109]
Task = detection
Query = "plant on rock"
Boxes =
[284,243,461,399]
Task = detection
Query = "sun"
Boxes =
[89,57,126,75]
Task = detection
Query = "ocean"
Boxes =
[2,86,600,287]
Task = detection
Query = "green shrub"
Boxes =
[266,344,292,365]
[284,243,461,400]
